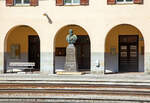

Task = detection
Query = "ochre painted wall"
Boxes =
[5,26,38,53]
[105,24,144,54]
[54,25,89,48]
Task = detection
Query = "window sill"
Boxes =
[13,4,30,7]
[116,2,134,4]
[64,3,80,6]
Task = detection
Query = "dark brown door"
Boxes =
[75,35,90,71]
[28,35,40,70]
[119,35,138,72]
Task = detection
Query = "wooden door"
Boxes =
[28,35,40,70]
[119,35,138,72]
[75,35,90,71]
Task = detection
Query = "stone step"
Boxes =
[0,79,149,102]
[0,90,150,102]
[0,83,150,91]
[0,80,150,87]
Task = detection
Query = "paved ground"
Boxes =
[0,72,149,82]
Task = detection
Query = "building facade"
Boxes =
[0,0,149,74]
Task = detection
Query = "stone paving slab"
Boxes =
[0,72,149,82]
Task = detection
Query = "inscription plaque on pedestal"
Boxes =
[65,44,78,72]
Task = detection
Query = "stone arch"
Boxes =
[4,25,40,73]
[54,24,91,73]
[105,24,144,73]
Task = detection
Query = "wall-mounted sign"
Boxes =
[110,47,116,55]
[139,37,144,41]
[10,44,20,59]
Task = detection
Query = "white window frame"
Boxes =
[64,0,80,5]
[116,0,133,4]
[14,0,30,6]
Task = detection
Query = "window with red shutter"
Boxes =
[6,0,38,6]
[110,0,143,4]
[56,0,64,6]
[57,0,89,6]
[6,0,14,6]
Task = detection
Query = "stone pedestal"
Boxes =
[65,44,78,72]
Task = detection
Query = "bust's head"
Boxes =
[69,29,73,35]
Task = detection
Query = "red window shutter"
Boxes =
[134,0,143,4]
[80,0,89,5]
[107,0,116,5]
[30,0,38,6]
[56,0,64,6]
[6,0,14,6]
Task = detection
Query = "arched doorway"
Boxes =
[54,24,91,72]
[105,24,144,73]
[4,25,40,73]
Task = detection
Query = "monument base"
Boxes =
[56,71,84,75]
[65,44,78,72]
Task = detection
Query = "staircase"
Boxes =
[0,73,150,102]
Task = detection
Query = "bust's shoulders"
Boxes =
[73,35,77,38]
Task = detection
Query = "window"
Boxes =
[107,0,143,5]
[56,0,89,6]
[116,0,133,4]
[14,0,30,5]
[64,0,80,5]
[6,0,38,6]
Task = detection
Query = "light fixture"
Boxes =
[43,13,52,24]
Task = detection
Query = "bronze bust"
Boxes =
[66,29,77,44]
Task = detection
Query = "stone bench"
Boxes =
[8,62,35,73]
